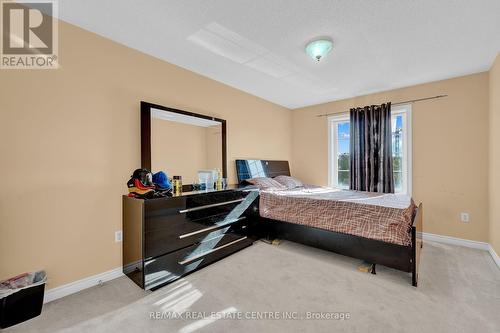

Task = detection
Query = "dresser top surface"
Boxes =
[123,184,258,201]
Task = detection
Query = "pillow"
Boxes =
[246,177,286,190]
[273,175,303,189]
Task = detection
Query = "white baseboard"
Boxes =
[44,267,123,303]
[421,232,490,251]
[422,232,499,269]
[489,245,500,269]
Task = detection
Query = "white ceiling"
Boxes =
[58,0,500,109]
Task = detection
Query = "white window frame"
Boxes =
[328,113,350,189]
[392,104,412,195]
[327,104,412,195]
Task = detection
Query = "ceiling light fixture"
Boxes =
[305,38,333,62]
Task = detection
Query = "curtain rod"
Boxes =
[316,94,448,117]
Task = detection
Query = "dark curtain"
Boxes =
[349,102,394,193]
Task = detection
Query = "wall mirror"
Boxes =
[141,101,227,185]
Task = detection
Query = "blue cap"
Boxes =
[153,171,172,190]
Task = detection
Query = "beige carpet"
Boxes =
[5,240,500,333]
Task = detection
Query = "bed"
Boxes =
[236,159,423,286]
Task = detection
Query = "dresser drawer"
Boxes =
[144,215,248,259]
[144,233,252,290]
[145,190,247,215]
[186,190,249,208]
[144,190,254,232]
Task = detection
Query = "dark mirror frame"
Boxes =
[140,101,227,179]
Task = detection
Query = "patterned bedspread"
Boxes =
[259,186,416,246]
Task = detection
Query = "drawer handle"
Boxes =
[178,198,245,214]
[177,237,248,265]
[178,217,246,239]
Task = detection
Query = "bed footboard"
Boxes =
[411,203,423,287]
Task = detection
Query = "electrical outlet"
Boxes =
[115,230,123,242]
[460,213,470,223]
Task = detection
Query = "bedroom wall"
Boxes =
[0,20,292,289]
[292,73,490,242]
[490,54,500,254]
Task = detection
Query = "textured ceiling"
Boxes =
[58,0,500,109]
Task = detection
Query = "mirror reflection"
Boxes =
[150,108,223,185]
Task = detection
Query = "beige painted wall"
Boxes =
[292,73,490,242]
[490,54,500,254]
[0,21,291,288]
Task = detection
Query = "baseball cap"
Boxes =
[131,169,154,188]
[127,186,155,199]
[127,176,155,199]
[133,178,155,190]
[153,171,172,190]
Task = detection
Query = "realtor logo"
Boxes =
[1,0,58,69]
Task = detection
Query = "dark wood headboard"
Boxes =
[235,160,291,184]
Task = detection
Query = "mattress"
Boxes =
[259,186,416,246]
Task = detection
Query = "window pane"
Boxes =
[337,122,350,189]
[392,115,403,169]
[394,171,403,193]
[392,115,403,192]
[338,170,349,188]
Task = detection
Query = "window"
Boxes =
[328,104,412,194]
[328,114,350,189]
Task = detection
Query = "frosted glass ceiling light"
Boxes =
[305,39,333,62]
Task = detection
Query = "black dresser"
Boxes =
[122,185,259,290]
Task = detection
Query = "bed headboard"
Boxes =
[235,160,291,184]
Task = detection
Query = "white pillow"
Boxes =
[273,176,303,189]
[246,177,286,190]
